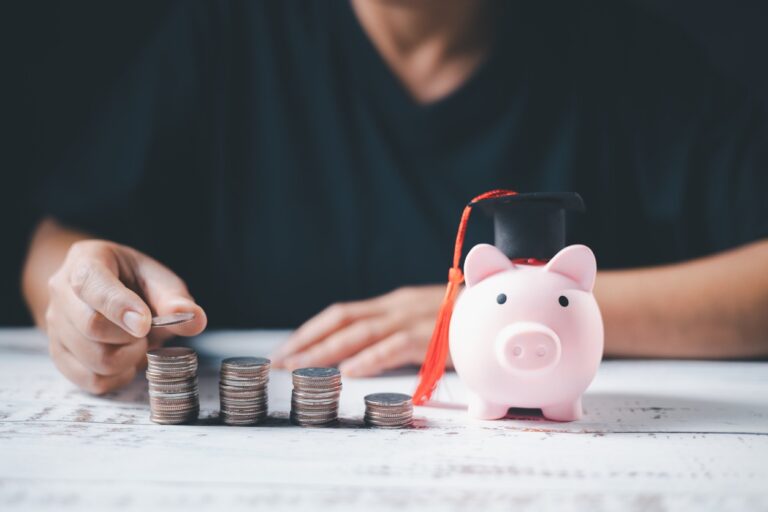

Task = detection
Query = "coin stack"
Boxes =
[364,393,413,428]
[146,347,199,425]
[219,357,271,425]
[290,368,342,427]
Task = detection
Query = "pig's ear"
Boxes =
[545,244,597,291]
[464,244,514,287]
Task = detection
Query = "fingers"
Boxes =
[338,329,422,378]
[49,300,147,377]
[45,239,207,395]
[133,254,208,337]
[152,299,208,338]
[272,299,386,364]
[59,285,137,344]
[56,313,148,377]
[280,316,400,370]
[49,334,138,395]
[68,257,152,338]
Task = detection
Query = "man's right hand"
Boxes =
[44,240,207,394]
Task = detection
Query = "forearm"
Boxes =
[596,239,768,359]
[22,218,90,327]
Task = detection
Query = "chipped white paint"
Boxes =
[0,329,766,512]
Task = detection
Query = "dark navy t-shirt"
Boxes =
[43,0,768,327]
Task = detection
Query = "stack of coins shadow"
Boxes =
[364,393,414,428]
[219,357,270,425]
[146,347,199,425]
[290,368,342,427]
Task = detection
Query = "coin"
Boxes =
[145,348,199,425]
[364,392,413,428]
[151,312,196,327]
[219,357,271,426]
[222,356,270,368]
[292,367,340,378]
[290,367,342,427]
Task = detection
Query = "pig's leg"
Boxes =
[467,393,509,420]
[542,397,583,421]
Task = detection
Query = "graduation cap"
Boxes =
[473,191,585,261]
[413,189,585,405]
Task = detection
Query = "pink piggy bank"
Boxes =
[450,243,603,421]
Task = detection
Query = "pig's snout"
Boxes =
[495,323,561,373]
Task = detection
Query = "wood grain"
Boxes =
[1,329,766,511]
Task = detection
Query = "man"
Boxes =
[23,0,768,394]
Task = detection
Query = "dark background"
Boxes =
[2,1,767,326]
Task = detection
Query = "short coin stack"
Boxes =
[146,347,199,425]
[364,393,413,428]
[219,357,271,425]
[290,368,341,427]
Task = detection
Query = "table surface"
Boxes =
[1,328,766,512]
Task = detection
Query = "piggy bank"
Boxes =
[450,243,603,421]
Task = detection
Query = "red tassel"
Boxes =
[413,189,518,405]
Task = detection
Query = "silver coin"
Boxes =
[222,356,270,368]
[219,380,268,388]
[151,312,196,327]
[146,367,197,376]
[365,421,412,429]
[291,405,338,413]
[146,347,200,425]
[219,379,268,387]
[366,405,412,414]
[221,416,267,426]
[364,411,412,420]
[149,379,197,393]
[292,380,341,389]
[364,408,413,417]
[220,399,268,406]
[217,355,271,424]
[147,363,196,370]
[364,393,412,407]
[146,365,197,373]
[364,415,412,423]
[221,370,269,377]
[291,389,340,398]
[292,367,340,379]
[147,346,197,359]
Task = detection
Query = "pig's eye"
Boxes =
[558,295,569,307]
[496,293,507,304]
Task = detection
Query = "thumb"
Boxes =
[131,251,208,337]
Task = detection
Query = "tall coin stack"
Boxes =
[146,347,200,425]
[219,357,270,425]
[290,368,342,427]
[364,393,413,428]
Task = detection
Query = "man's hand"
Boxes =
[271,286,445,377]
[44,240,207,394]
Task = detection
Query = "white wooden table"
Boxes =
[0,328,766,512]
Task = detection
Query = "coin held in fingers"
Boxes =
[151,312,195,327]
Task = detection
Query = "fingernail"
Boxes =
[339,363,358,377]
[122,311,146,337]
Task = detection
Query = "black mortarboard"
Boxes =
[471,192,585,261]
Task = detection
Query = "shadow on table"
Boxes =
[191,414,429,430]
[104,367,430,430]
[105,365,765,434]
